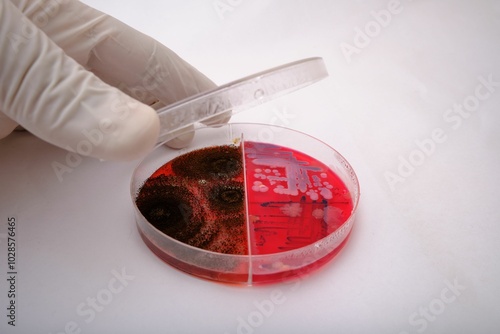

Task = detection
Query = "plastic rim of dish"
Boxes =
[155,57,329,144]
[131,123,360,285]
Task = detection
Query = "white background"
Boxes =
[1,0,500,333]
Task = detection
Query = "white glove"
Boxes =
[0,0,218,160]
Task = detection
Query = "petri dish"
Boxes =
[130,58,360,285]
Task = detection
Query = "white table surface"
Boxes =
[1,1,499,333]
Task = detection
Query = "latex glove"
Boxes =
[0,0,219,160]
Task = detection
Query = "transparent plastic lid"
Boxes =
[157,57,328,143]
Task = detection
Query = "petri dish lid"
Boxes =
[156,57,328,143]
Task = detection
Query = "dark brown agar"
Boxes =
[135,145,248,255]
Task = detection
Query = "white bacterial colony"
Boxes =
[246,144,342,219]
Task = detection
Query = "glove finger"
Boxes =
[81,16,232,128]
[145,100,195,148]
[163,125,196,149]
[74,1,232,134]
[0,1,159,161]
[11,0,216,105]
[0,112,19,140]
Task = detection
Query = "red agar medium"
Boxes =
[244,141,353,255]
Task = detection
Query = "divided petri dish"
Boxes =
[130,58,359,285]
[131,124,359,285]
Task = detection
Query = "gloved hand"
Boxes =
[0,0,220,160]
